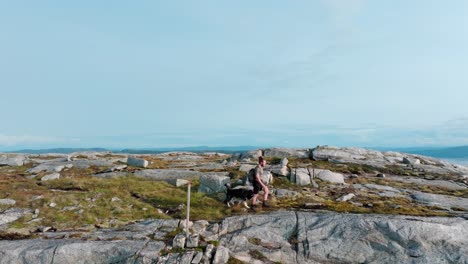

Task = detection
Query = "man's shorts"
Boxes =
[253,180,263,194]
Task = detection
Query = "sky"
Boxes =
[1,0,468,150]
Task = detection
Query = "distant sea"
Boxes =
[442,158,468,166]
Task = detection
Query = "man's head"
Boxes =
[258,156,267,167]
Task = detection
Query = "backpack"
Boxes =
[243,168,256,186]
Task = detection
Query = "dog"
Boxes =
[224,183,254,208]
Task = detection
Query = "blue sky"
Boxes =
[1,0,468,150]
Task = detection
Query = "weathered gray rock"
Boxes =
[173,233,186,249]
[263,148,310,159]
[336,193,355,202]
[260,170,273,185]
[270,163,289,177]
[410,192,468,211]
[186,234,199,248]
[0,208,32,227]
[291,168,310,186]
[192,251,203,264]
[238,163,256,172]
[191,220,209,235]
[275,189,300,198]
[198,174,230,194]
[218,211,468,264]
[313,169,345,184]
[0,154,26,166]
[203,244,215,264]
[0,199,16,206]
[168,179,191,187]
[240,150,262,161]
[41,173,60,181]
[311,146,468,178]
[403,157,421,165]
[134,169,228,182]
[0,239,164,264]
[127,157,148,168]
[93,171,129,179]
[102,165,127,173]
[389,177,467,191]
[212,246,229,264]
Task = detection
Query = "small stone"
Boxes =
[49,202,57,208]
[0,199,16,205]
[41,173,60,181]
[350,174,359,178]
[111,197,121,202]
[212,246,229,264]
[172,234,186,249]
[192,251,203,264]
[34,209,40,215]
[186,234,199,248]
[31,195,44,201]
[336,193,356,202]
[376,173,386,178]
[142,208,148,211]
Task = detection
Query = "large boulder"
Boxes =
[290,168,311,186]
[240,150,262,161]
[312,169,345,184]
[263,148,310,159]
[0,154,26,166]
[126,157,148,168]
[198,175,231,194]
[238,164,256,172]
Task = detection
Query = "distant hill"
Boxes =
[7,146,259,154]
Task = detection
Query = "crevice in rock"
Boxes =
[50,245,59,264]
[290,211,300,263]
[131,240,151,264]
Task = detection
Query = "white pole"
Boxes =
[186,182,191,238]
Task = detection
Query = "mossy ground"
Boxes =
[0,156,464,233]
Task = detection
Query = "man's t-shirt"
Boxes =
[254,165,263,183]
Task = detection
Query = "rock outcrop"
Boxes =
[1,211,466,263]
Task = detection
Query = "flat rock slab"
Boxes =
[219,211,468,264]
[410,191,468,211]
[388,176,467,191]
[134,169,229,182]
[0,239,165,264]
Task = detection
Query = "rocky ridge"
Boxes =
[0,146,467,263]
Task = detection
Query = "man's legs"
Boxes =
[252,194,259,207]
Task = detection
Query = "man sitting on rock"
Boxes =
[252,156,270,208]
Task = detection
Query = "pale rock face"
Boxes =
[291,168,311,186]
[212,246,230,264]
[0,154,26,166]
[263,148,310,159]
[127,157,148,168]
[0,208,32,227]
[239,163,256,172]
[0,199,16,206]
[312,169,345,184]
[41,173,60,181]
[198,174,231,194]
[240,150,263,161]
[336,193,355,202]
